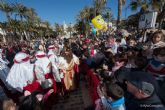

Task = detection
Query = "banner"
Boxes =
[92,15,107,30]
[139,12,158,29]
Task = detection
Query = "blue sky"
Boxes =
[0,0,138,25]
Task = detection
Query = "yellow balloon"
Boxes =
[92,15,107,30]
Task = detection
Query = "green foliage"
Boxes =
[54,23,65,37]
[129,0,164,12]
[0,1,55,40]
[75,0,113,36]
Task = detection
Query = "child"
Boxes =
[3,99,16,110]
[96,83,125,110]
[151,31,165,49]
[128,38,137,47]
[145,31,165,58]
[106,36,118,55]
[146,47,165,86]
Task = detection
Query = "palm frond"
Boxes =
[130,1,139,11]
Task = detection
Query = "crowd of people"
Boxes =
[0,30,165,110]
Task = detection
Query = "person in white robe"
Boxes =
[47,45,61,82]
[6,52,34,92]
[34,51,57,93]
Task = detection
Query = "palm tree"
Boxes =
[0,1,49,40]
[24,8,40,40]
[54,23,61,36]
[127,12,140,30]
[77,6,93,37]
[102,8,113,22]
[6,19,21,41]
[74,20,84,35]
[103,10,113,30]
[12,3,30,40]
[0,22,7,42]
[0,1,13,22]
[93,0,107,16]
[24,8,38,40]
[78,6,91,22]
[117,0,126,29]
[42,21,54,37]
[0,1,14,39]
[26,8,37,21]
[76,0,110,36]
[59,25,65,37]
[54,23,65,37]
[13,3,29,21]
[44,21,50,29]
[0,1,38,40]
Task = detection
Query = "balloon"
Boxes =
[92,28,97,35]
[91,15,107,30]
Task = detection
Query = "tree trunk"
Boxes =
[1,29,6,43]
[117,0,122,29]
[2,33,6,43]
[20,31,24,41]
[24,31,28,40]
[20,35,24,41]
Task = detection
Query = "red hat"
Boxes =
[48,45,55,50]
[14,52,29,64]
[35,51,46,58]
[85,39,91,44]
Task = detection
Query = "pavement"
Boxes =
[52,78,94,110]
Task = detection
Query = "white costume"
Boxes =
[35,51,51,83]
[47,45,61,82]
[6,52,34,92]
[34,51,57,92]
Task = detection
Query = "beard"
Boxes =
[63,53,73,64]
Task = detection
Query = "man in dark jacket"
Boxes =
[124,71,165,110]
